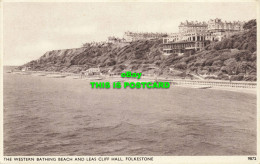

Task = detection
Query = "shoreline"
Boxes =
[175,85,256,95]
[7,70,257,94]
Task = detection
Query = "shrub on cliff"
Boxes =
[243,19,256,30]
[175,62,187,70]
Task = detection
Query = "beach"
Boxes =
[3,71,257,155]
[9,70,257,94]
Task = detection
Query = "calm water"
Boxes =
[4,71,256,156]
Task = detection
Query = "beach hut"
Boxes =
[21,66,31,71]
[86,67,101,76]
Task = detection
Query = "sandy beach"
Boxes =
[10,70,256,94]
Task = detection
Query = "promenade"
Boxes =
[171,79,256,88]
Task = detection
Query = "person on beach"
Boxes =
[80,71,85,79]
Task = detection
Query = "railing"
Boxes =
[171,79,256,88]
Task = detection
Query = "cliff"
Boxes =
[21,20,256,81]
[22,39,165,74]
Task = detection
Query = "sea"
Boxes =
[3,67,257,156]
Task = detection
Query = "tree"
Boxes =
[224,58,237,75]
[175,62,187,70]
[243,19,256,30]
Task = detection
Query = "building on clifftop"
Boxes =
[123,31,167,42]
[163,18,245,56]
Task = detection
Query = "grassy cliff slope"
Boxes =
[21,20,256,81]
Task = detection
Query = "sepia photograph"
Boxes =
[1,0,259,163]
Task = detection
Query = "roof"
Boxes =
[87,67,100,71]
[163,41,195,45]
[179,20,208,27]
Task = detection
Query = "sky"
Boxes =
[3,2,257,65]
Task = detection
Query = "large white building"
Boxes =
[207,18,245,32]
[163,18,245,55]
